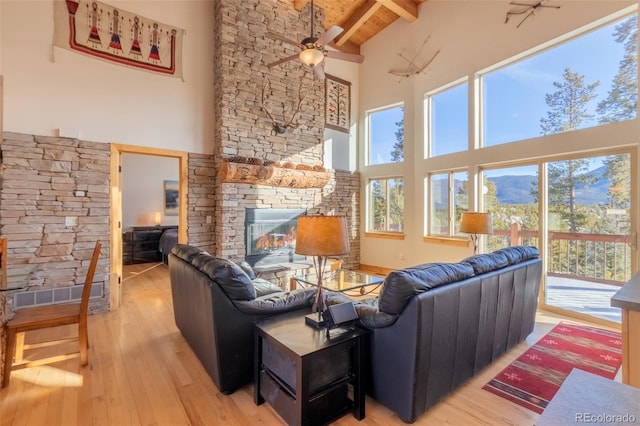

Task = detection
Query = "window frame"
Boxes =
[425,170,469,239]
[365,102,405,166]
[424,78,469,159]
[366,176,405,236]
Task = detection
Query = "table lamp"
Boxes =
[295,214,350,328]
[154,211,162,226]
[459,212,493,255]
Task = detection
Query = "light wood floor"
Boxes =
[0,263,621,426]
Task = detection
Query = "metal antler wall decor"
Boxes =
[388,35,440,83]
[261,79,307,134]
[505,1,560,28]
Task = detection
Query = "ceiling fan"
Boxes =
[266,0,364,80]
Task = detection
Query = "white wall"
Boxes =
[358,0,640,269]
[0,0,214,154]
[323,55,359,171]
[122,153,179,228]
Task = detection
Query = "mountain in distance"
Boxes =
[485,166,609,205]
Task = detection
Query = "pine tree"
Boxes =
[390,108,404,162]
[540,68,599,232]
[597,15,638,124]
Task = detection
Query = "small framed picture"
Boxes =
[164,180,179,216]
[325,74,351,133]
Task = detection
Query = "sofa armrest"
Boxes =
[233,288,315,314]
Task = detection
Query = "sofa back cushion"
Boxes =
[461,252,509,274]
[191,254,257,301]
[494,246,539,265]
[172,244,208,263]
[378,262,475,315]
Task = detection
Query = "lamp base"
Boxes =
[304,312,327,328]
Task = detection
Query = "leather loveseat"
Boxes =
[168,244,315,394]
[327,246,542,423]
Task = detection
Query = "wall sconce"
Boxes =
[154,211,162,226]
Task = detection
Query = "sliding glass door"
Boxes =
[544,153,632,323]
[482,152,634,324]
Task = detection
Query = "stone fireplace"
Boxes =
[212,0,360,287]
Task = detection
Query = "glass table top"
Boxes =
[292,269,384,295]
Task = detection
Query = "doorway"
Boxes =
[109,143,188,311]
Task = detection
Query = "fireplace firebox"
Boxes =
[245,208,306,267]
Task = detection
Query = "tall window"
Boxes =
[482,13,637,147]
[426,80,468,157]
[367,104,404,165]
[427,171,468,236]
[368,178,404,233]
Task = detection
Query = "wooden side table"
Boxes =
[254,310,367,426]
[611,272,640,387]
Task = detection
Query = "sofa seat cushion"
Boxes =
[461,252,509,274]
[378,262,475,315]
[252,278,284,297]
[233,288,315,314]
[191,254,256,300]
[494,246,539,265]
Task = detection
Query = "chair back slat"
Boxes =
[0,238,8,269]
[80,241,101,318]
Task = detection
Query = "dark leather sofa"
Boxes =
[327,246,542,423]
[168,244,315,394]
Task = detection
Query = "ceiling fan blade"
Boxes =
[316,25,344,46]
[267,54,299,68]
[325,50,365,64]
[266,32,303,49]
[314,63,325,80]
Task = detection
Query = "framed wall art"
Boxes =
[164,180,179,216]
[325,74,351,133]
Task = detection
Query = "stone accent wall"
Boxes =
[187,153,216,254]
[0,132,110,313]
[213,0,361,284]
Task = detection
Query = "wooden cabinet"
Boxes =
[254,311,367,426]
[611,272,640,388]
[122,227,165,265]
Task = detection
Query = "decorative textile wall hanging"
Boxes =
[53,0,184,78]
[325,74,351,133]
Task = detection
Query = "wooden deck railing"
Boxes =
[490,224,631,287]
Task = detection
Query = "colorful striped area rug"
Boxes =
[483,322,622,413]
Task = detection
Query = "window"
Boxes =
[426,80,468,157]
[482,13,637,147]
[367,104,404,165]
[427,171,468,236]
[368,178,404,233]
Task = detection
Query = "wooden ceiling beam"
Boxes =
[334,0,382,47]
[377,0,418,22]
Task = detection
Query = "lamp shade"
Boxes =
[299,48,324,66]
[295,215,350,256]
[459,212,493,235]
[154,211,162,225]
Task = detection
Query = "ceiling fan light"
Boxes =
[299,48,324,66]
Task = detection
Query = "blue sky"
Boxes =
[370,13,636,166]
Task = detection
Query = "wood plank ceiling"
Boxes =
[293,0,428,54]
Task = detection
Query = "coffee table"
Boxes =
[290,269,383,296]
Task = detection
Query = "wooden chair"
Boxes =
[0,237,8,269]
[2,240,101,387]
